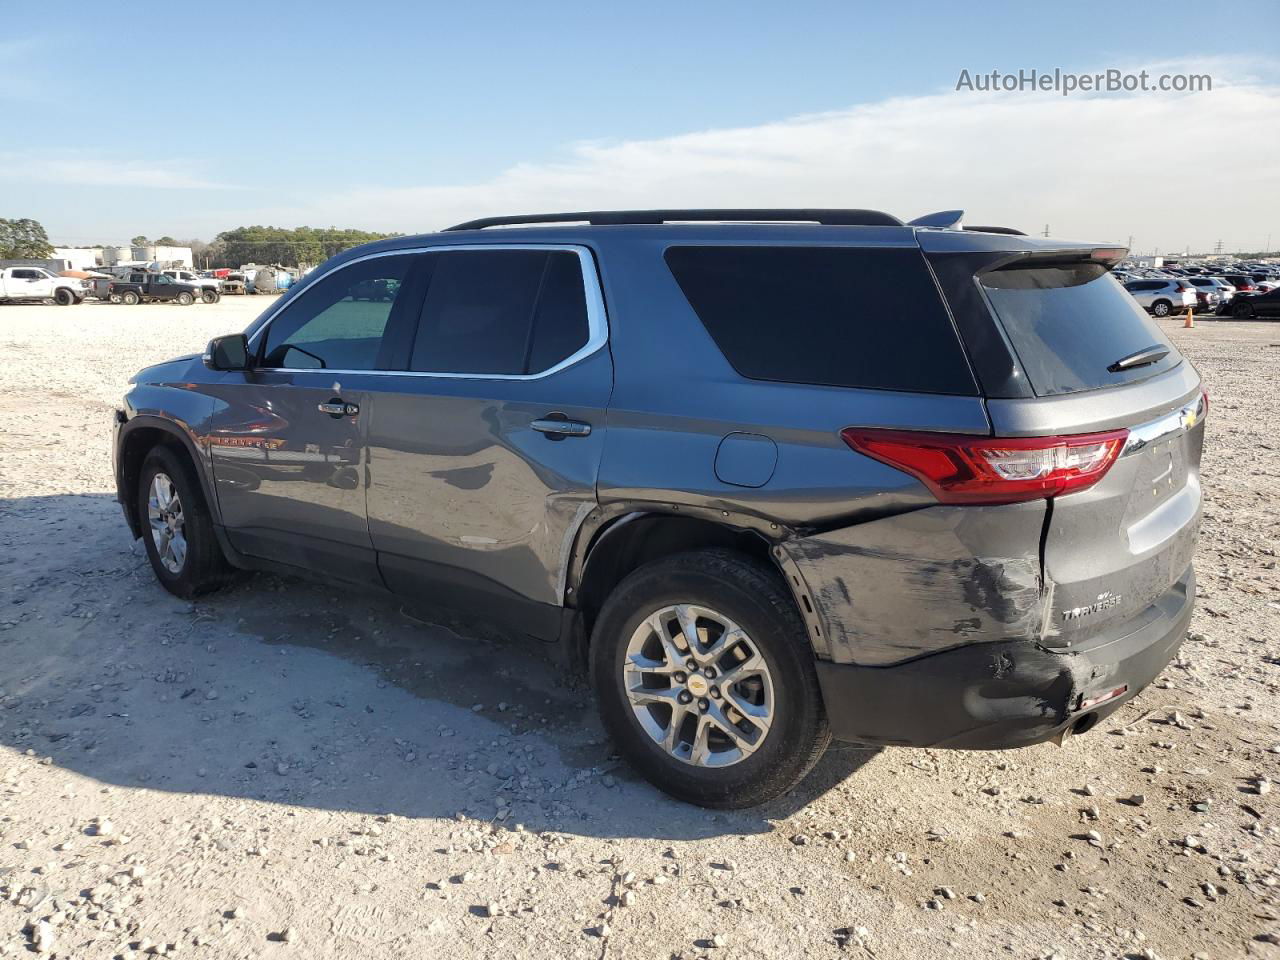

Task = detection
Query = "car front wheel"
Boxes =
[136,446,233,598]
[591,549,830,808]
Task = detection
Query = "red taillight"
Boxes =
[840,428,1130,505]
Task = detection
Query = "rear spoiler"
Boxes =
[982,247,1130,274]
[916,228,1128,270]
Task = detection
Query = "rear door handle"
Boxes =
[531,417,592,438]
[318,400,359,417]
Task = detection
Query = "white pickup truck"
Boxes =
[161,268,221,294]
[0,266,87,305]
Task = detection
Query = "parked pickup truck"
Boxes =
[0,266,87,305]
[109,273,200,305]
[161,269,222,301]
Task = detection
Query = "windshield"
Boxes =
[980,261,1182,396]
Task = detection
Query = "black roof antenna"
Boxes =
[907,210,965,229]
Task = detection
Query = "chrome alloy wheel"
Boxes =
[623,604,774,767]
[147,472,187,574]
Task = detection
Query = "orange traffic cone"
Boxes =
[1183,305,1194,328]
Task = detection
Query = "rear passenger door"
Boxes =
[364,245,612,639]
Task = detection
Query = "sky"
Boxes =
[3,0,1278,254]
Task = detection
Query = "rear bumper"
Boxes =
[815,567,1193,749]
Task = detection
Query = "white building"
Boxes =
[1130,255,1165,269]
[131,245,194,268]
[51,247,103,271]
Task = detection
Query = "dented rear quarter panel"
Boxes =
[783,501,1050,665]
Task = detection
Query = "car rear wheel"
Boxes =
[136,445,234,598]
[591,549,830,808]
[1151,299,1172,317]
[1233,301,1255,319]
[53,288,76,306]
[176,292,194,306]
[122,291,140,305]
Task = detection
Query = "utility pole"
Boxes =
[1041,224,1050,237]
[1214,239,1223,255]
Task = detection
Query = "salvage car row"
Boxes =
[0,265,220,306]
[1117,262,1280,319]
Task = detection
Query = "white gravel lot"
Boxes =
[0,297,1278,960]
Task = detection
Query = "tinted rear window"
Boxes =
[664,246,977,395]
[980,262,1181,396]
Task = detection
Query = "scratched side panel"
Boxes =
[782,502,1049,666]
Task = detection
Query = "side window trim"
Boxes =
[247,243,608,380]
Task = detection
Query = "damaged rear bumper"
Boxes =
[815,566,1193,749]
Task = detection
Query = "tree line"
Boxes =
[0,219,55,259]
[207,226,400,269]
[2,218,399,268]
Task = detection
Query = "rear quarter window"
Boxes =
[980,262,1181,396]
[664,246,977,395]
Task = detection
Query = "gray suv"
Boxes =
[113,209,1206,807]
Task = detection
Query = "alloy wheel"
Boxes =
[147,472,187,574]
[623,604,774,767]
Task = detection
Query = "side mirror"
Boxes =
[204,334,250,371]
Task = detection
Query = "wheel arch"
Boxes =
[565,507,828,670]
[117,416,217,539]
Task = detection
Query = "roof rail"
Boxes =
[962,225,1028,236]
[443,208,905,231]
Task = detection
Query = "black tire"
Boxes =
[1151,299,1172,317]
[122,291,140,305]
[201,289,220,304]
[136,445,234,599]
[1233,301,1255,319]
[109,293,123,304]
[176,291,194,306]
[591,549,830,808]
[53,288,76,306]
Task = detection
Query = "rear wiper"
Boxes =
[1107,345,1170,373]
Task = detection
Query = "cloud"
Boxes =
[241,58,1279,253]
[0,152,236,191]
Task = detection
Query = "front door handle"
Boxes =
[318,399,359,418]
[531,417,592,438]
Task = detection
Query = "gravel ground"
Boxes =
[1,298,1278,960]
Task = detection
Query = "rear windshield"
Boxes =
[664,246,977,395]
[980,261,1181,396]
